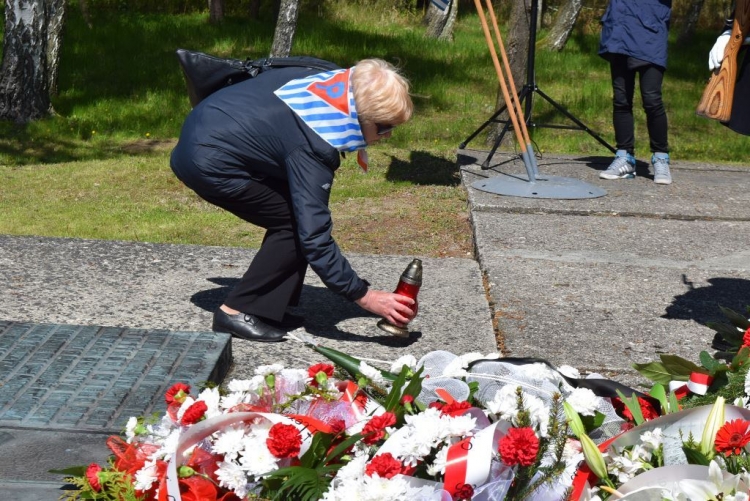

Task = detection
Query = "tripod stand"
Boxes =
[460,0,615,169]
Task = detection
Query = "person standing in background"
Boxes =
[598,0,673,185]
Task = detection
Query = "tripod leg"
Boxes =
[534,87,616,153]
[481,118,513,169]
[460,102,510,149]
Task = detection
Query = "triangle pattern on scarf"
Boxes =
[307,71,350,116]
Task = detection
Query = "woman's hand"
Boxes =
[355,289,417,327]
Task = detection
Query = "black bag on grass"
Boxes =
[175,49,340,107]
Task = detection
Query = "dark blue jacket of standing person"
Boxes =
[170,64,370,302]
[599,0,672,69]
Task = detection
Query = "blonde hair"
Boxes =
[351,59,413,126]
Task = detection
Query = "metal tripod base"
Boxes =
[472,174,606,199]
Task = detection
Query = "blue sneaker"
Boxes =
[652,153,672,185]
[600,150,636,180]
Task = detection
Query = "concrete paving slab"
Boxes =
[459,149,750,220]
[460,149,750,388]
[0,235,496,381]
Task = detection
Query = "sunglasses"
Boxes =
[376,124,396,135]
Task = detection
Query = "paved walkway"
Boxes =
[1,149,749,498]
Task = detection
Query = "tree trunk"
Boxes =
[208,0,224,24]
[270,0,300,58]
[46,0,66,96]
[540,0,582,52]
[491,0,531,146]
[249,0,261,19]
[424,0,457,41]
[677,0,705,45]
[0,0,54,123]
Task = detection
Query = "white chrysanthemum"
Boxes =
[227,379,256,393]
[558,365,581,379]
[361,474,412,500]
[220,391,246,410]
[426,445,449,476]
[523,392,550,438]
[255,363,285,376]
[197,387,222,418]
[134,460,161,491]
[485,384,520,421]
[334,451,369,482]
[212,427,249,460]
[566,387,600,417]
[359,361,387,386]
[238,437,278,477]
[216,459,251,498]
[153,429,181,460]
[444,414,477,438]
[125,416,138,442]
[390,354,417,373]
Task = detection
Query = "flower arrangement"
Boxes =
[55,333,621,501]
[55,305,750,501]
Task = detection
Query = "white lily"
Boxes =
[676,461,747,501]
[700,397,726,457]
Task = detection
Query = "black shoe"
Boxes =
[266,312,305,330]
[212,309,287,342]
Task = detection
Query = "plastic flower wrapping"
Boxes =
[54,304,750,501]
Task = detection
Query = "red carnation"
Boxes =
[743,327,750,348]
[181,401,208,425]
[441,400,472,417]
[400,395,414,405]
[365,453,402,479]
[715,419,750,456]
[85,463,103,492]
[266,423,302,458]
[453,483,475,500]
[498,427,539,467]
[165,383,191,405]
[308,363,335,379]
[612,396,659,422]
[362,412,397,445]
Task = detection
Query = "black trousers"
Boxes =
[197,176,307,322]
[609,54,670,154]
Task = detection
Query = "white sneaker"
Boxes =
[652,154,672,185]
[600,151,636,180]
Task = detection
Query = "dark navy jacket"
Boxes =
[170,65,369,301]
[599,0,672,69]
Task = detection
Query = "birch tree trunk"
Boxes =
[270,0,300,57]
[0,0,54,123]
[46,0,66,96]
[209,0,224,24]
[677,0,705,45]
[424,1,457,41]
[540,0,582,51]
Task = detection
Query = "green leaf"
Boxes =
[706,321,743,346]
[660,354,703,378]
[616,390,645,425]
[312,344,398,382]
[699,351,723,374]
[580,411,606,433]
[298,432,331,469]
[632,361,680,384]
[649,383,668,413]
[668,391,681,414]
[682,445,711,465]
[720,306,750,330]
[731,347,750,371]
[383,365,411,412]
[323,432,364,465]
[49,466,86,477]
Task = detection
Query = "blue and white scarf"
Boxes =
[274,68,369,171]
